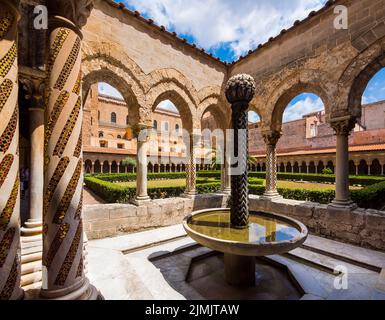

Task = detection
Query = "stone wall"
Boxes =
[83,194,229,240]
[249,196,385,252]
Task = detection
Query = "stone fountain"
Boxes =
[183,74,308,288]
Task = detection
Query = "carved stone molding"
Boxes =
[48,0,94,30]
[20,77,45,109]
[330,116,356,136]
[262,130,282,147]
[225,74,256,105]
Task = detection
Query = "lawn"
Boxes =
[116,178,187,188]
[275,180,362,191]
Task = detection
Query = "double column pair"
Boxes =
[0,0,100,300]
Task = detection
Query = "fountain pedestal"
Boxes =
[224,254,255,287]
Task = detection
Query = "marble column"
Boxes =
[41,0,100,300]
[20,78,45,239]
[262,131,281,199]
[330,117,356,208]
[0,0,23,300]
[134,126,150,205]
[91,162,94,174]
[184,134,199,197]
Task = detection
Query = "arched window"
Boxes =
[153,120,158,130]
[98,111,100,120]
[111,112,117,123]
[126,115,129,125]
[175,124,180,131]
[117,135,122,139]
[99,131,104,138]
[163,121,169,131]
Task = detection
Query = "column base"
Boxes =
[38,278,103,300]
[21,219,43,237]
[260,191,282,201]
[220,188,231,195]
[329,199,357,210]
[131,196,151,206]
[181,190,198,199]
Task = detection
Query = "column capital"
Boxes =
[48,0,94,34]
[20,77,45,110]
[225,74,256,107]
[3,0,21,20]
[262,130,281,146]
[329,116,356,136]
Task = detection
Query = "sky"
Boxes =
[101,1,385,123]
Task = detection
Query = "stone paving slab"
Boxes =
[304,234,385,270]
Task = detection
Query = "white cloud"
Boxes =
[98,82,124,99]
[123,0,326,58]
[156,99,179,113]
[283,96,324,122]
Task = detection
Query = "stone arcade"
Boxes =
[1,0,385,300]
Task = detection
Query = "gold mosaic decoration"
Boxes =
[0,256,18,300]
[43,223,69,268]
[0,227,15,267]
[0,154,13,188]
[43,157,70,220]
[0,43,17,78]
[72,71,82,96]
[0,12,13,40]
[46,28,70,78]
[73,131,82,158]
[53,96,81,157]
[0,79,13,113]
[54,222,82,286]
[76,255,83,278]
[54,37,81,91]
[0,176,18,231]
[0,108,17,153]
[53,160,82,225]
[74,189,83,220]
[45,91,70,151]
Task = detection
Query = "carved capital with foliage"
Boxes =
[20,77,45,109]
[48,0,94,29]
[262,130,282,147]
[330,116,356,136]
[225,74,256,108]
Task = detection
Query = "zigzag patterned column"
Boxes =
[262,131,281,199]
[41,1,99,300]
[225,74,255,229]
[185,135,198,196]
[0,0,23,300]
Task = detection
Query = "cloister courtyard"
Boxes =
[1,0,385,302]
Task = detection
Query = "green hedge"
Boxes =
[90,172,187,183]
[84,176,222,203]
[198,171,385,186]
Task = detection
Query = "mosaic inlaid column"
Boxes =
[184,134,199,197]
[41,0,100,300]
[330,117,356,208]
[262,131,281,199]
[0,0,23,300]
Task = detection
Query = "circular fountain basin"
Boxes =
[183,209,308,257]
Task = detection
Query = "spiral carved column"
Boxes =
[41,0,100,300]
[184,134,199,197]
[225,74,256,229]
[0,0,23,300]
[262,131,281,200]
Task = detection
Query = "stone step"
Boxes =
[288,247,376,275]
[303,235,385,272]
[21,260,42,276]
[21,271,42,287]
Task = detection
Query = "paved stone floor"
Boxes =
[87,225,385,300]
[83,187,105,205]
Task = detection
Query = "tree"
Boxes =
[122,156,136,168]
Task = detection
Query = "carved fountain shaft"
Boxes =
[225,74,256,229]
